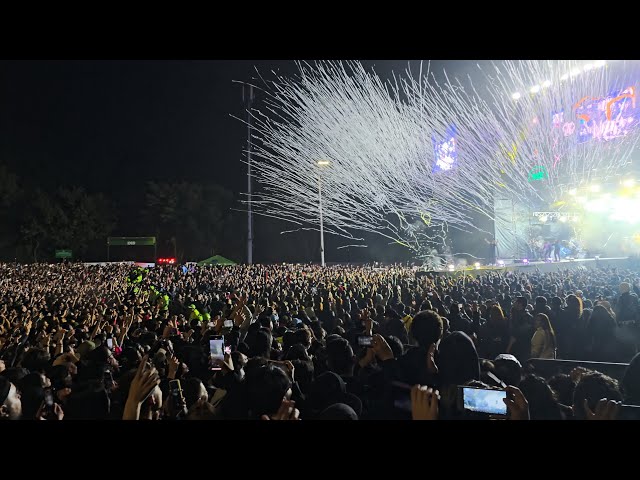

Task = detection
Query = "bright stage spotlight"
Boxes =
[530,85,540,94]
[568,188,577,196]
[474,262,481,268]
[447,264,455,272]
[511,92,521,100]
[522,259,529,264]
[589,184,601,193]
[623,179,635,188]
[497,260,505,266]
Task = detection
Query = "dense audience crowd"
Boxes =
[1,261,639,420]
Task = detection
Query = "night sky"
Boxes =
[0,60,485,263]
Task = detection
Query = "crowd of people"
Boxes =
[1,261,639,421]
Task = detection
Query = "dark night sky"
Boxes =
[0,60,484,262]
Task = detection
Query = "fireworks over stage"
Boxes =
[238,60,640,262]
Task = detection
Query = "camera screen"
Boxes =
[358,335,373,347]
[224,319,234,328]
[209,338,224,361]
[462,387,507,415]
[106,338,113,349]
[44,389,54,407]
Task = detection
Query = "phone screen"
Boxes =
[224,319,234,328]
[169,379,184,401]
[44,389,54,408]
[106,338,113,350]
[391,381,412,412]
[462,387,507,415]
[209,337,224,370]
[358,335,373,347]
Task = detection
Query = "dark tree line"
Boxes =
[0,162,244,263]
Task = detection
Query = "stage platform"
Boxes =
[444,257,632,275]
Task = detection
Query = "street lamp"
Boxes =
[317,160,330,266]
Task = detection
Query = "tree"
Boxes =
[21,187,116,261]
[143,181,242,262]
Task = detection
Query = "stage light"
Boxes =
[522,259,529,264]
[583,63,594,71]
[623,179,635,187]
[447,264,455,272]
[594,60,606,67]
[568,188,577,196]
[474,262,481,268]
[539,215,548,223]
[511,92,521,100]
[560,73,569,81]
[530,85,540,94]
[497,260,505,266]
[559,216,568,223]
[317,160,330,166]
[542,80,551,88]
[589,184,601,192]
[585,198,607,213]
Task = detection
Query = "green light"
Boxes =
[528,166,548,181]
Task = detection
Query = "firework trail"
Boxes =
[239,60,640,256]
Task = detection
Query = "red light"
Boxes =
[157,257,176,265]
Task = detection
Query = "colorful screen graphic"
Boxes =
[553,87,638,143]
[433,125,458,173]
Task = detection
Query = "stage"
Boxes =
[442,257,632,275]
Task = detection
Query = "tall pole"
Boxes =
[245,84,254,264]
[318,175,325,267]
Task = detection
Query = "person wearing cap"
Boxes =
[188,304,203,322]
[149,286,160,305]
[0,377,22,420]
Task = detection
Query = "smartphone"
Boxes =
[358,335,373,347]
[209,336,225,370]
[44,389,54,409]
[207,322,215,328]
[391,381,412,412]
[169,379,185,407]
[224,319,234,328]
[106,337,114,350]
[458,303,463,309]
[459,386,507,416]
[104,369,115,390]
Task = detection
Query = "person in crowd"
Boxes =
[1,261,639,421]
[530,313,556,359]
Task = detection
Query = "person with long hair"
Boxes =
[478,304,510,359]
[558,294,583,359]
[530,313,556,359]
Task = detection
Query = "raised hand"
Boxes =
[584,399,621,420]
[261,399,300,421]
[504,386,530,420]
[371,334,393,362]
[411,385,440,420]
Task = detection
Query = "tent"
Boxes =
[197,255,237,266]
